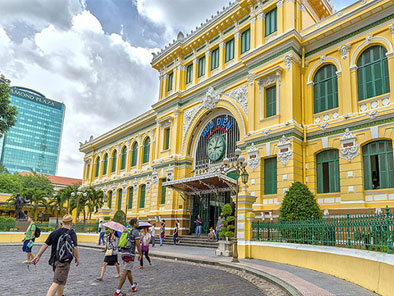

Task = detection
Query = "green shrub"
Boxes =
[112,210,126,224]
[219,203,235,240]
[0,216,15,223]
[280,182,322,220]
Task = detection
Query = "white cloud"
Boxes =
[134,0,230,40]
[0,5,159,179]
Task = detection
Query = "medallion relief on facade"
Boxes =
[224,84,248,117]
[340,128,359,161]
[247,143,260,171]
[277,135,293,166]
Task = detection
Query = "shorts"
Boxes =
[52,261,71,285]
[22,238,35,253]
[121,255,135,271]
[104,254,118,266]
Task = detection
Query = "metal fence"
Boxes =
[0,222,99,233]
[252,207,394,254]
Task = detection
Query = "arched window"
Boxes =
[316,149,340,193]
[140,185,146,208]
[107,191,112,209]
[111,150,117,173]
[313,64,338,113]
[357,45,390,101]
[103,154,108,175]
[121,146,127,170]
[143,138,150,164]
[363,140,394,190]
[128,188,133,209]
[95,157,100,178]
[131,142,138,167]
[117,189,122,211]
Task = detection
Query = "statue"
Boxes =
[14,193,30,220]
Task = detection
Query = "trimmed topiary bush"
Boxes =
[219,204,235,240]
[112,210,126,224]
[280,182,322,220]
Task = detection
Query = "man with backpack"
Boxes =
[32,214,79,296]
[22,216,38,263]
[114,218,142,295]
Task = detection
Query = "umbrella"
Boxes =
[138,222,152,229]
[103,221,126,232]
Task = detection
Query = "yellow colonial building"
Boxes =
[80,0,394,234]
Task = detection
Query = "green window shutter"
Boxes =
[117,190,122,211]
[140,185,146,208]
[313,64,338,113]
[241,29,250,54]
[316,150,340,193]
[225,39,234,62]
[121,147,126,170]
[362,141,394,190]
[131,142,138,167]
[265,8,277,36]
[265,85,276,117]
[211,48,219,70]
[186,64,193,84]
[143,138,150,163]
[357,45,390,101]
[108,191,112,209]
[161,180,166,204]
[112,151,117,173]
[264,157,277,195]
[103,155,108,175]
[198,56,205,77]
[167,73,173,91]
[128,189,133,209]
[164,128,170,150]
[95,158,100,177]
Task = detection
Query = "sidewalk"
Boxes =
[79,242,377,296]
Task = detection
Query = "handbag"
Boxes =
[105,249,113,256]
[105,238,114,256]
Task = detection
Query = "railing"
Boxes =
[252,206,394,254]
[0,222,100,233]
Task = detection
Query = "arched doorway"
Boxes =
[190,113,240,235]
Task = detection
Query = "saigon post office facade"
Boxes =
[80,0,394,233]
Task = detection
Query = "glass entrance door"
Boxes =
[190,191,231,235]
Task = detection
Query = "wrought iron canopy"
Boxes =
[163,172,236,196]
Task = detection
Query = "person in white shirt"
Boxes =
[151,223,156,247]
[139,227,152,269]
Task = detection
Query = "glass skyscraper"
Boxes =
[0,87,65,175]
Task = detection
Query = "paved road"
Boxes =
[1,246,263,296]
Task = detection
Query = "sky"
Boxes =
[0,0,356,179]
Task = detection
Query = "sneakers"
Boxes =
[132,283,137,293]
[149,262,152,266]
[114,291,127,296]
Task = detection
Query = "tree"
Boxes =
[0,163,9,174]
[22,188,49,221]
[19,171,54,196]
[0,173,23,194]
[85,187,104,221]
[280,182,322,220]
[0,74,18,136]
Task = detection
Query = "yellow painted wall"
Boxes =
[0,232,99,244]
[78,0,394,224]
[239,243,394,296]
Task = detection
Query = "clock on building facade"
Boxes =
[206,134,226,162]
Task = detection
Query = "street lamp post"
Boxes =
[221,148,249,263]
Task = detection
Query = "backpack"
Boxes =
[34,224,41,238]
[118,228,132,249]
[56,230,74,262]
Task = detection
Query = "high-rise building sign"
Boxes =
[0,87,65,175]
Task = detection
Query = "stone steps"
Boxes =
[154,235,219,249]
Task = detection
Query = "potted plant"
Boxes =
[215,204,235,257]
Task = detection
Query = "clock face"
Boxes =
[206,134,226,162]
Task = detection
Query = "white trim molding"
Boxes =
[307,55,342,85]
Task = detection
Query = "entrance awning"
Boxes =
[163,172,236,196]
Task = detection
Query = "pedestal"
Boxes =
[15,220,29,232]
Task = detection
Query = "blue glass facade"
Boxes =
[0,87,65,175]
